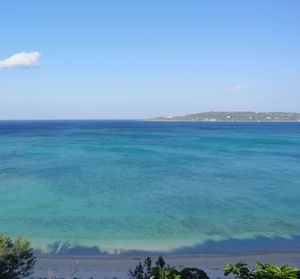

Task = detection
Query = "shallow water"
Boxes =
[0,121,299,254]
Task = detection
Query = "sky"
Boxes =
[0,0,299,119]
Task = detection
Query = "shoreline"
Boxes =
[31,234,300,257]
[33,252,300,278]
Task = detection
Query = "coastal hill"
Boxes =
[150,111,300,122]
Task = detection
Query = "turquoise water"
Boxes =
[0,121,300,254]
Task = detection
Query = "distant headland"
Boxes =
[150,111,300,122]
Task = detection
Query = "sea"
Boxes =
[0,121,299,255]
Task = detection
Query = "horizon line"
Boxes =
[1,110,300,121]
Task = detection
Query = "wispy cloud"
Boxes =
[0,51,41,69]
[228,84,248,92]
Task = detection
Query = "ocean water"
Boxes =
[0,121,300,255]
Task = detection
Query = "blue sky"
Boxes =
[0,0,299,119]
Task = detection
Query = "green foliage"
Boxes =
[0,234,36,279]
[150,256,180,279]
[254,262,300,279]
[179,268,209,279]
[224,261,300,279]
[224,262,252,279]
[129,256,208,279]
[129,256,169,279]
[129,256,153,279]
[150,268,181,279]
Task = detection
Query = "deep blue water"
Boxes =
[0,121,300,255]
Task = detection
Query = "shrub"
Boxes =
[254,262,300,279]
[179,268,209,279]
[224,261,300,279]
[129,256,208,279]
[151,268,181,279]
[129,256,170,279]
[129,256,153,279]
[224,262,252,279]
[0,234,36,279]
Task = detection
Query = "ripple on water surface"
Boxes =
[0,121,300,254]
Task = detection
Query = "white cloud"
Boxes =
[0,51,41,69]
[228,84,248,92]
